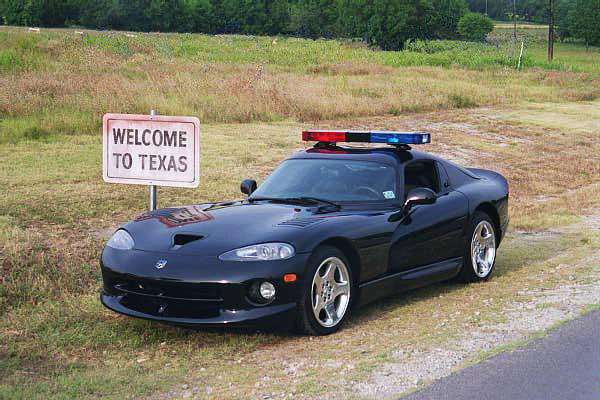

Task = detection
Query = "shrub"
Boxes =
[457,12,494,42]
[0,49,23,71]
[449,93,478,108]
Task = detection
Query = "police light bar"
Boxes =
[302,130,430,145]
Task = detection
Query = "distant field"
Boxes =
[0,25,598,144]
[494,22,549,29]
[0,24,599,399]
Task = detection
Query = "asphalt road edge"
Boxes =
[398,302,600,399]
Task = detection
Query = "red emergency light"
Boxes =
[302,130,430,145]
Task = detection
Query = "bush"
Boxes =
[0,49,23,72]
[457,12,494,42]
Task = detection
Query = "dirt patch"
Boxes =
[579,208,600,231]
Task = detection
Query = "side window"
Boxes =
[404,161,440,197]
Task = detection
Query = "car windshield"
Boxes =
[251,159,398,202]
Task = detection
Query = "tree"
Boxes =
[77,0,123,29]
[363,0,436,50]
[289,0,340,38]
[0,0,43,26]
[457,12,493,41]
[337,0,368,37]
[142,0,194,32]
[555,0,575,39]
[567,0,600,48]
[188,0,212,33]
[430,0,468,39]
[264,0,291,35]
[210,0,243,33]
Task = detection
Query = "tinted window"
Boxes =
[252,159,398,202]
[403,161,439,196]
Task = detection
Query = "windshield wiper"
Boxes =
[289,197,340,208]
[247,196,340,210]
[247,196,280,203]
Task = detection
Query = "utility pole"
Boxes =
[548,0,555,61]
[485,0,488,15]
[513,0,517,40]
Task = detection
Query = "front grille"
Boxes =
[114,278,223,302]
[106,274,224,319]
[120,294,221,319]
[102,268,251,318]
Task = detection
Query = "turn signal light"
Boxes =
[283,273,297,283]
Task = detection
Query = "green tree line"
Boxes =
[0,0,468,48]
[1,0,598,47]
[466,0,599,45]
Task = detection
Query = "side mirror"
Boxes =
[388,187,436,222]
[240,179,257,196]
[403,187,437,214]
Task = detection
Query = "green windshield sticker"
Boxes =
[383,191,395,199]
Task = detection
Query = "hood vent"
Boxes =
[277,218,322,228]
[173,234,204,247]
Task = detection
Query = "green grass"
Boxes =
[75,28,599,73]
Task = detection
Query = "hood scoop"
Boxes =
[172,234,204,249]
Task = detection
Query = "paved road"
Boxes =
[404,309,600,400]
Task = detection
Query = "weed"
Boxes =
[448,94,478,108]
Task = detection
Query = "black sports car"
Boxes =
[101,130,509,335]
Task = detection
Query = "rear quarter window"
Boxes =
[443,162,478,188]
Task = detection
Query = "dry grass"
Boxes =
[1,27,599,143]
[1,110,599,399]
[1,25,599,400]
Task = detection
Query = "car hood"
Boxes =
[122,202,332,256]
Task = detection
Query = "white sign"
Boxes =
[103,113,200,188]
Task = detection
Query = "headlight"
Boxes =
[219,243,295,261]
[106,229,135,250]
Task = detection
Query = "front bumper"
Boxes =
[101,293,298,328]
[100,247,310,329]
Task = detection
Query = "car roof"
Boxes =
[288,145,442,167]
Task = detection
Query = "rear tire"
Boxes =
[460,211,497,283]
[297,246,353,335]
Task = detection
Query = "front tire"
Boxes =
[460,211,497,282]
[297,246,353,335]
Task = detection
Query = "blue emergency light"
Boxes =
[302,130,430,145]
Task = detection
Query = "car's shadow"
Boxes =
[347,231,571,327]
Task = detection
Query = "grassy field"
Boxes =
[1,24,598,144]
[1,24,599,399]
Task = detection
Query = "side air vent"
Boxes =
[173,234,204,246]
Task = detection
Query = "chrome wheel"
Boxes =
[311,256,351,328]
[471,220,496,278]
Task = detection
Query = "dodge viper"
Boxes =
[101,130,509,335]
